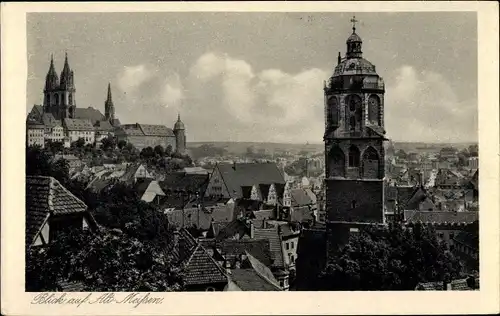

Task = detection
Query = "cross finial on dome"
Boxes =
[350,15,358,32]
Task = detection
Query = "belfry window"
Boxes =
[348,145,360,167]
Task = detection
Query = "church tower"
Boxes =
[58,53,76,119]
[174,113,186,154]
[324,17,388,227]
[43,55,60,115]
[43,53,76,120]
[105,83,115,122]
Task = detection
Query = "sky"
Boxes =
[26,12,477,144]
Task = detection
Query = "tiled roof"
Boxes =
[291,188,314,207]
[74,107,105,125]
[117,125,144,136]
[139,124,175,137]
[169,229,227,286]
[219,239,273,268]
[290,205,314,223]
[217,163,285,199]
[215,218,250,240]
[27,120,45,129]
[160,172,209,195]
[404,210,478,225]
[26,176,88,247]
[63,118,94,131]
[164,203,235,231]
[230,252,281,291]
[41,113,62,128]
[134,179,165,198]
[94,120,114,131]
[253,227,284,268]
[183,244,228,286]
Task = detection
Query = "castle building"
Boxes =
[28,53,187,151]
[323,18,388,246]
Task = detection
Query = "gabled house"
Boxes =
[134,179,166,204]
[120,163,153,185]
[26,176,97,248]
[168,229,228,291]
[289,188,317,223]
[226,251,282,291]
[204,162,286,200]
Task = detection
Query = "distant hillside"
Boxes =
[187,141,323,155]
[187,141,477,156]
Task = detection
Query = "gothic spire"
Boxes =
[44,54,59,91]
[105,83,115,121]
[60,51,73,89]
[106,82,113,103]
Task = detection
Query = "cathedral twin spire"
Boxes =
[44,52,74,92]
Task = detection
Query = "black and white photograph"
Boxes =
[1,2,499,315]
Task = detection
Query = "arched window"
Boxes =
[55,94,59,106]
[368,95,380,124]
[362,146,380,178]
[327,96,339,127]
[69,93,73,105]
[345,95,362,132]
[329,146,345,177]
[348,145,361,167]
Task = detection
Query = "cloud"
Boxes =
[117,64,184,110]
[114,58,476,144]
[385,65,477,143]
[186,52,329,142]
[117,65,152,93]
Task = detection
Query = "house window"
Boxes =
[291,242,294,249]
[351,200,357,209]
[291,255,295,263]
[286,242,289,250]
[279,280,284,288]
[438,232,444,239]
[450,232,455,240]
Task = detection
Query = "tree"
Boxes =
[117,140,127,150]
[165,145,173,157]
[318,224,463,290]
[154,145,165,157]
[45,140,64,155]
[26,229,184,292]
[140,146,155,160]
[101,136,117,152]
[71,138,86,149]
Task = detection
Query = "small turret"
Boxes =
[174,113,186,154]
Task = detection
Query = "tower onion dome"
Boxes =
[174,113,185,130]
[59,52,73,89]
[44,54,59,91]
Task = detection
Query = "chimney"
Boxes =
[337,52,341,65]
[249,220,255,239]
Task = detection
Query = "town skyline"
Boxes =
[27,12,477,144]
